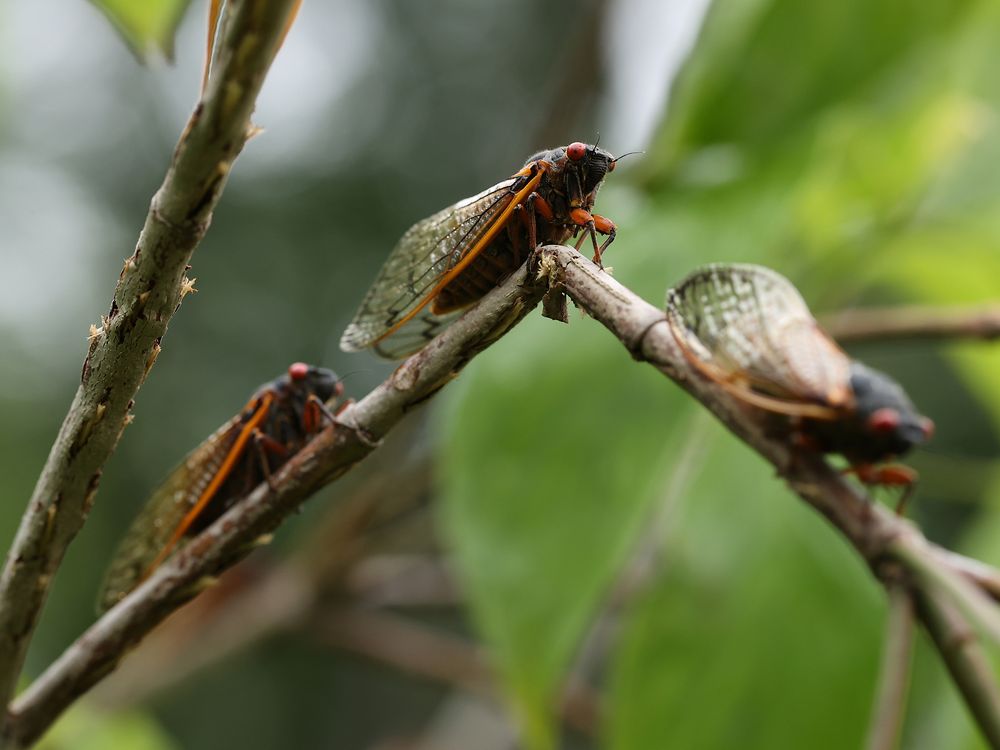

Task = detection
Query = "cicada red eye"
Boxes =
[289,362,309,381]
[566,142,587,161]
[867,407,901,434]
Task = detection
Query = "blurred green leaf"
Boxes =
[437,318,695,749]
[608,429,884,749]
[653,0,975,175]
[89,0,194,60]
[39,703,177,750]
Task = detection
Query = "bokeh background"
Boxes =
[2,0,1000,748]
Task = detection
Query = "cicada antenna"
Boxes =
[611,150,644,166]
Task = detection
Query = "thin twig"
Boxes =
[892,535,1000,647]
[865,584,915,750]
[310,607,599,737]
[916,591,1000,748]
[0,0,301,723]
[569,414,710,690]
[823,304,1000,344]
[932,549,1000,603]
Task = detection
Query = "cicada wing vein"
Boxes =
[666,264,851,419]
[341,169,545,358]
[98,391,274,613]
[97,415,244,612]
[142,391,275,579]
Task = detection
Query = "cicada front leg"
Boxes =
[569,208,616,267]
[843,463,918,515]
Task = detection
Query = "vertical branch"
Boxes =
[0,0,300,721]
[865,585,915,750]
[916,592,1000,747]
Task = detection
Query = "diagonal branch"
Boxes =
[0,0,301,724]
[4,262,547,748]
[7,245,1000,746]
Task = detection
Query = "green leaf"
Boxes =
[652,0,976,173]
[437,315,695,749]
[608,430,884,749]
[89,0,195,60]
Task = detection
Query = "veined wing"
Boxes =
[97,415,244,613]
[666,264,852,416]
[340,177,524,358]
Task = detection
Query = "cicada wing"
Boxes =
[666,264,852,413]
[370,309,464,359]
[340,179,518,357]
[97,417,243,613]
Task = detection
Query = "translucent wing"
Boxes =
[97,416,244,612]
[665,264,852,414]
[340,179,519,359]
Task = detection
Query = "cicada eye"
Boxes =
[566,142,587,161]
[289,362,309,381]
[867,407,900,434]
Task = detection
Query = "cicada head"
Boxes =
[564,141,616,197]
[526,142,617,204]
[846,362,934,461]
[286,362,342,403]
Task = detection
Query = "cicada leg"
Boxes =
[523,191,554,253]
[569,208,616,267]
[250,429,288,491]
[843,464,918,515]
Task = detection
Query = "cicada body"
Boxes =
[340,142,619,359]
[665,264,934,499]
[98,363,342,612]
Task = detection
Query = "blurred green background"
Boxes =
[2,0,1000,747]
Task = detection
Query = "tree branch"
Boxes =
[823,304,1000,344]
[916,591,1000,747]
[7,245,1000,745]
[0,0,302,731]
[4,263,546,748]
[865,584,915,750]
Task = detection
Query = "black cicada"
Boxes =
[665,264,934,505]
[340,142,620,358]
[98,363,342,612]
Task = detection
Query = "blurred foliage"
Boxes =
[440,0,1000,748]
[2,0,1000,747]
[89,0,194,60]
[38,703,177,750]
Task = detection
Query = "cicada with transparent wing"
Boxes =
[665,264,934,506]
[340,142,620,359]
[98,363,343,612]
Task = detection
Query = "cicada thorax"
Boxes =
[430,144,614,314]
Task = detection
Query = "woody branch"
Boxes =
[824,304,1000,344]
[7,246,1000,747]
[0,0,302,736]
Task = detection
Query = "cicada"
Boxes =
[98,363,343,612]
[340,142,619,359]
[665,264,934,504]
